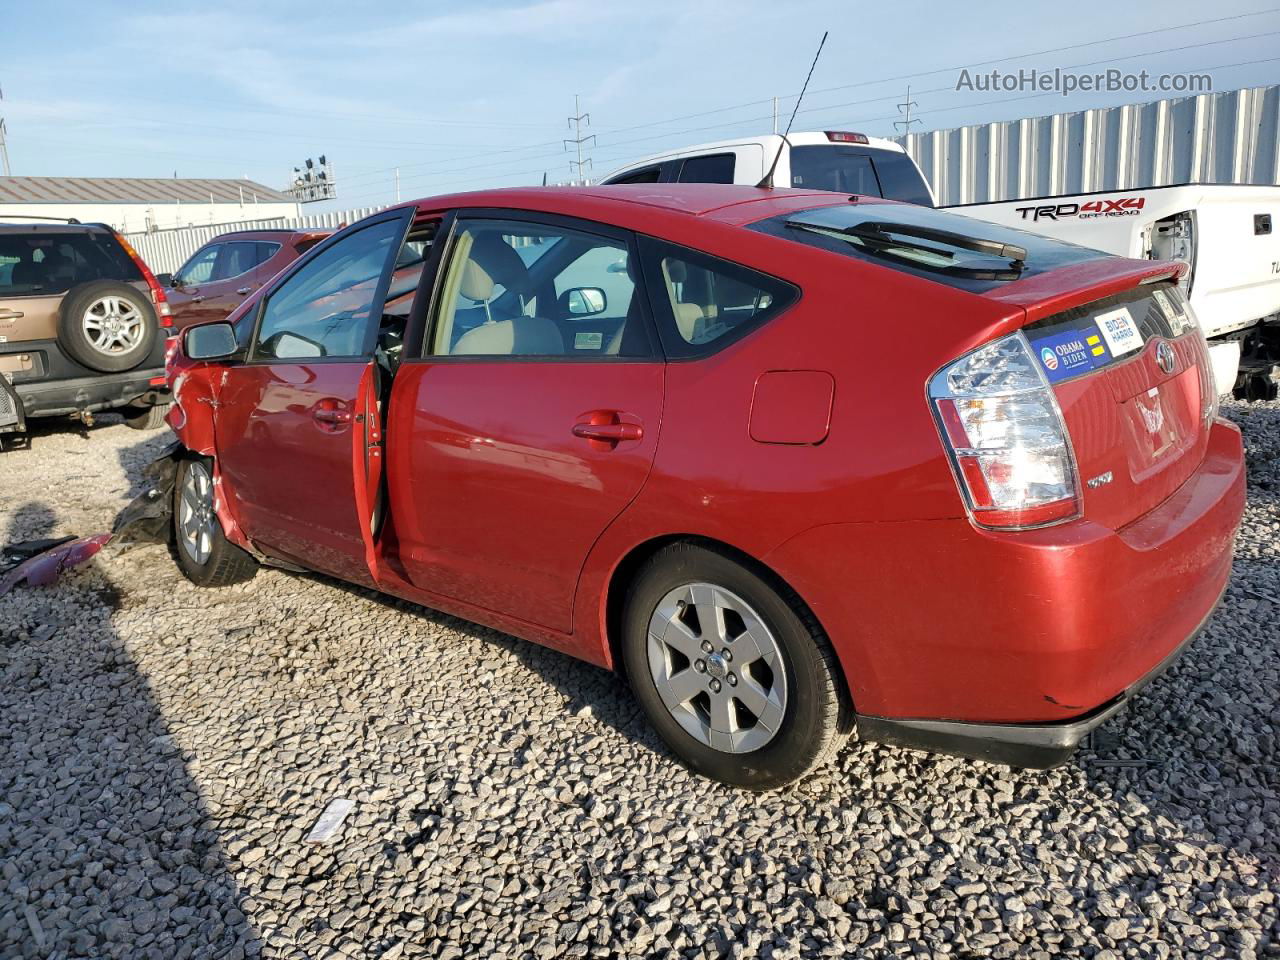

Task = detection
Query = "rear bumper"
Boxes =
[766,417,1246,743]
[2,336,168,421]
[13,368,167,419]
[854,581,1223,768]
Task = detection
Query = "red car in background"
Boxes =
[148,185,1245,789]
[158,228,329,330]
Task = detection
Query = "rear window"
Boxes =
[789,145,934,206]
[677,153,736,184]
[0,231,142,297]
[751,202,1106,293]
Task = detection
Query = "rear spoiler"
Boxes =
[982,258,1188,323]
[294,231,332,253]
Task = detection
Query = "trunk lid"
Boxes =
[990,260,1214,530]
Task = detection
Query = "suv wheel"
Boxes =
[123,402,170,431]
[622,543,852,789]
[58,280,158,374]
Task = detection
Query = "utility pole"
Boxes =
[395,167,400,203]
[772,96,778,135]
[564,94,595,184]
[894,84,921,134]
[0,84,12,177]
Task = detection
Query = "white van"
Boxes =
[600,131,937,207]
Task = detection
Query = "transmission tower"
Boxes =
[0,84,11,176]
[564,95,595,184]
[894,84,921,135]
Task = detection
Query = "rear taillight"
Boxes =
[113,231,174,329]
[929,332,1081,530]
[825,131,869,144]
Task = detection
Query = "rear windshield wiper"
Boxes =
[786,219,1028,281]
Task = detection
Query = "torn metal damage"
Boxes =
[112,440,182,546]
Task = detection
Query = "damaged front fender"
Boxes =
[112,440,182,546]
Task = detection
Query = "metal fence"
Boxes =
[123,205,386,274]
[895,84,1280,206]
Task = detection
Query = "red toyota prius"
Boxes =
[155,185,1245,788]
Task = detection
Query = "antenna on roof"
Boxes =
[757,31,828,189]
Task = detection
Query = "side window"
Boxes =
[610,165,662,185]
[178,244,220,285]
[640,237,797,358]
[677,153,736,184]
[213,241,261,281]
[255,242,282,268]
[252,218,403,361]
[429,219,647,358]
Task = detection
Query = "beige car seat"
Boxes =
[451,239,563,356]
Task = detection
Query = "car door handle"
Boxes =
[191,295,206,303]
[572,421,643,443]
[0,310,24,320]
[236,286,253,295]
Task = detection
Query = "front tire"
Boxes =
[622,542,851,790]
[173,457,257,587]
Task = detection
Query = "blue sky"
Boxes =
[2,0,1279,211]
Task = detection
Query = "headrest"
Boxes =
[459,259,494,302]
[663,258,688,283]
[470,234,529,289]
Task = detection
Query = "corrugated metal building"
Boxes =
[895,84,1280,206]
[123,205,387,274]
[0,176,299,233]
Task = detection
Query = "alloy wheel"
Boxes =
[82,295,145,355]
[178,462,216,566]
[646,582,788,753]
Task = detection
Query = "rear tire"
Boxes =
[58,280,158,374]
[622,542,851,790]
[173,457,257,587]
[124,402,170,431]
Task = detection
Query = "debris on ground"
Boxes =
[306,798,355,844]
[0,532,111,595]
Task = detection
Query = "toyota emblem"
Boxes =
[1156,340,1176,375]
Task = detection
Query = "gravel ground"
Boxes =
[0,400,1277,960]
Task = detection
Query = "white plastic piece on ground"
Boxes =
[305,798,355,844]
[1207,339,1242,396]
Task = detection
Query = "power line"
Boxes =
[334,9,1280,190]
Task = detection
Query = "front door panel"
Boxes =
[215,361,377,586]
[387,361,663,633]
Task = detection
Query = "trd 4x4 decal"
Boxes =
[1015,197,1146,221]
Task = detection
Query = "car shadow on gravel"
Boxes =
[315,573,661,750]
[0,500,257,960]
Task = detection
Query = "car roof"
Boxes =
[0,220,112,235]
[400,184,876,227]
[599,130,908,182]
[204,228,328,241]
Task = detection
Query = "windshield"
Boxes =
[789,145,934,207]
[753,202,1106,292]
[0,231,142,297]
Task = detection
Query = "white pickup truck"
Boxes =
[946,184,1280,399]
